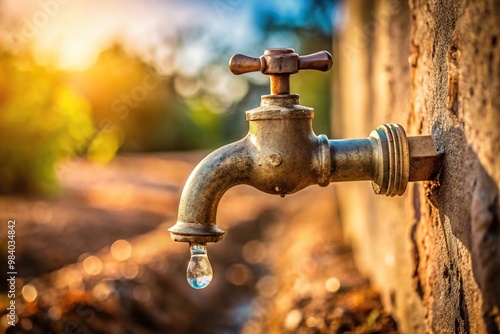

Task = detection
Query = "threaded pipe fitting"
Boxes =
[370,124,410,196]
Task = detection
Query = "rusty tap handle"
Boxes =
[298,51,333,72]
[228,48,332,95]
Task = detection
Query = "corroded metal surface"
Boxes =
[169,94,331,243]
[169,48,444,244]
[330,125,442,196]
[229,48,332,95]
[407,135,443,182]
[371,124,410,196]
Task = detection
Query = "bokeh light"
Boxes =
[82,255,103,276]
[111,239,132,261]
[120,262,139,279]
[256,275,278,298]
[284,309,303,331]
[47,306,62,321]
[225,263,252,286]
[305,316,317,328]
[20,318,33,331]
[242,240,267,264]
[93,280,114,301]
[325,277,341,293]
[21,284,38,303]
[133,284,151,302]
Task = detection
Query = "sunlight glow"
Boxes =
[1,0,260,72]
[56,40,99,71]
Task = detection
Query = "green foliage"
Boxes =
[0,52,94,195]
[72,46,228,156]
[292,69,331,136]
[0,0,334,195]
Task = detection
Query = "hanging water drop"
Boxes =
[186,243,213,289]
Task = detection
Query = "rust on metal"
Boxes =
[408,135,443,181]
[229,48,333,95]
[169,48,444,245]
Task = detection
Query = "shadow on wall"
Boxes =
[415,124,500,331]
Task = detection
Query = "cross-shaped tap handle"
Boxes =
[229,48,333,95]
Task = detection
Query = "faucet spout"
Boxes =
[169,139,252,244]
[167,48,444,290]
[169,94,332,244]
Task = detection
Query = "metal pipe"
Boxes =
[329,138,377,182]
[169,48,444,246]
[270,74,290,95]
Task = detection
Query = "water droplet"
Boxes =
[186,243,213,289]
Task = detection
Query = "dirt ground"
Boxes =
[0,153,398,333]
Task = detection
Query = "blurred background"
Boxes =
[0,0,334,195]
[0,0,398,333]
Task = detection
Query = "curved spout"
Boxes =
[169,138,253,243]
[169,95,333,244]
[170,96,435,245]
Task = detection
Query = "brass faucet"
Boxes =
[168,49,443,287]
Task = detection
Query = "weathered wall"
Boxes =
[333,0,500,332]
